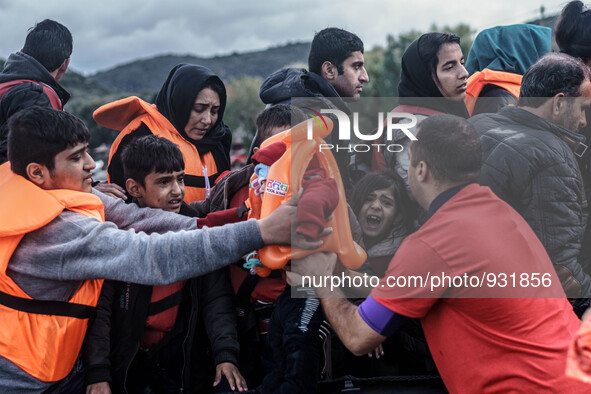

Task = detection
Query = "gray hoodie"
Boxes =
[0,189,263,393]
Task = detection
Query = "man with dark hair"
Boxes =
[261,27,367,106]
[0,19,72,163]
[292,114,587,393]
[470,53,591,303]
[258,27,369,189]
[0,106,310,392]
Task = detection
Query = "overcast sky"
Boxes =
[0,0,570,75]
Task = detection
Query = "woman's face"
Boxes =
[184,87,220,141]
[433,42,469,100]
[358,186,397,246]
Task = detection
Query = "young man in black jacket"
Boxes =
[85,135,247,393]
[258,27,370,192]
[0,19,72,163]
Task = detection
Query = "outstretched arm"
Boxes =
[291,252,403,356]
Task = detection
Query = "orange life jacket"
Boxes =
[94,96,218,203]
[0,163,104,382]
[246,119,367,277]
[465,69,522,116]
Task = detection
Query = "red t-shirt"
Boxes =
[368,185,586,393]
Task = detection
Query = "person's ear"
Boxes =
[416,161,428,183]
[552,93,566,117]
[52,58,70,82]
[61,58,70,73]
[125,178,143,198]
[321,61,337,81]
[26,163,50,188]
[252,146,259,154]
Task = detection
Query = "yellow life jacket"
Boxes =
[0,163,104,382]
[465,69,522,116]
[246,119,366,277]
[94,96,218,203]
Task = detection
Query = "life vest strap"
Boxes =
[0,289,95,318]
[184,173,222,189]
[147,289,184,316]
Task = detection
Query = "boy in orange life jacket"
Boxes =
[85,135,247,393]
[0,106,306,393]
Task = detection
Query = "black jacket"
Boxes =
[259,68,365,192]
[259,68,351,115]
[84,203,239,393]
[0,52,70,163]
[470,106,591,298]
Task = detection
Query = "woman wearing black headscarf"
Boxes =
[377,33,469,184]
[96,64,232,203]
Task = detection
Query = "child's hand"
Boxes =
[94,181,127,200]
[213,362,247,392]
[367,344,385,359]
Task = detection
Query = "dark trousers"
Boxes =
[256,288,330,393]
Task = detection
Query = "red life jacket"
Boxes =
[371,105,442,171]
[0,79,62,110]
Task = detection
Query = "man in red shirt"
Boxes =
[293,114,588,393]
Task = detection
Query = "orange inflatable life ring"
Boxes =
[246,118,367,277]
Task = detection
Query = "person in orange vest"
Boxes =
[0,19,72,164]
[0,106,314,393]
[96,64,232,203]
[464,24,551,116]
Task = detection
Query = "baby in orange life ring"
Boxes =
[245,118,367,277]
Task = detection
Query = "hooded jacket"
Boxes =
[0,52,70,163]
[259,68,351,116]
[259,67,361,192]
[471,106,591,298]
[466,24,551,76]
[465,24,551,115]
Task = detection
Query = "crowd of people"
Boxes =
[2,1,591,393]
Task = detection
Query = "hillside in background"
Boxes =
[89,42,311,93]
[0,23,478,158]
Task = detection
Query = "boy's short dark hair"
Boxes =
[411,114,482,185]
[22,19,73,72]
[308,27,364,75]
[122,135,185,187]
[8,106,88,178]
[253,104,307,149]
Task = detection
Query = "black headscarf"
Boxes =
[398,33,469,118]
[155,64,232,172]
